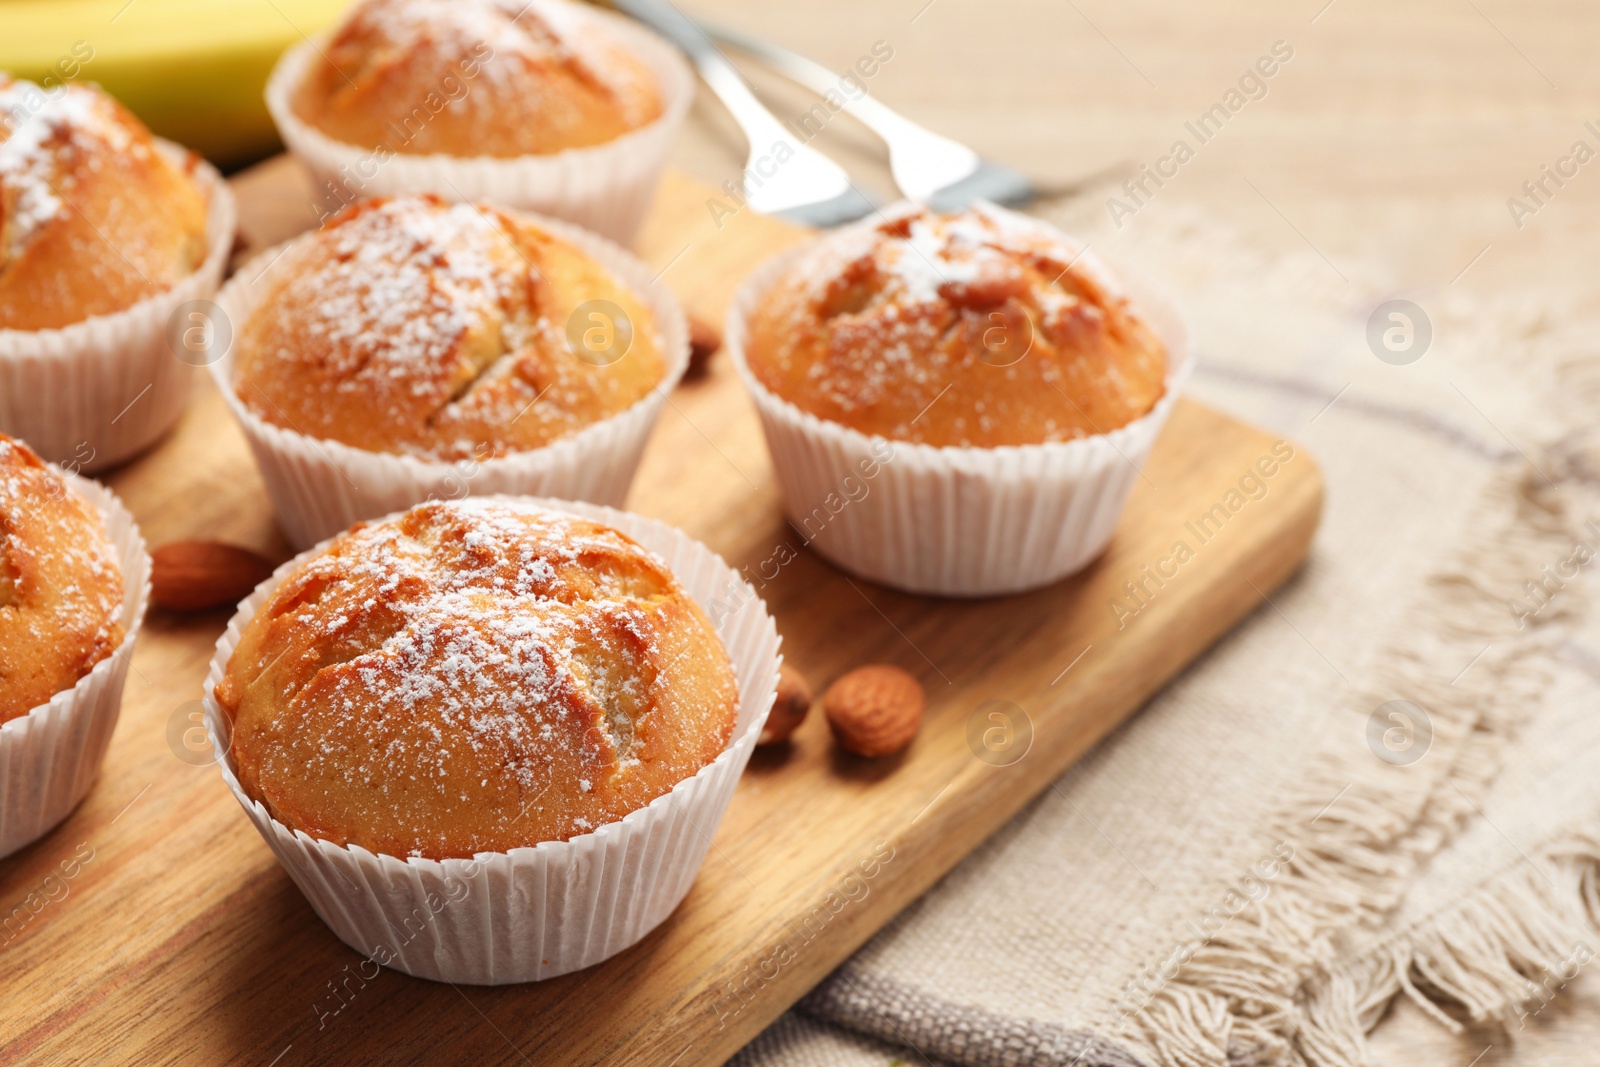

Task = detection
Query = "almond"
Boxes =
[758,662,813,746]
[151,541,276,612]
[823,664,924,758]
[685,313,723,380]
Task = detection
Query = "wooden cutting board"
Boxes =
[0,159,1322,1066]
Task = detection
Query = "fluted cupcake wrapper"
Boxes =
[210,211,690,551]
[265,8,693,247]
[0,148,236,472]
[202,495,781,984]
[0,475,150,859]
[725,239,1193,597]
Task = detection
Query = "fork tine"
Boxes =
[927,162,1037,213]
[774,186,879,229]
[698,18,1038,212]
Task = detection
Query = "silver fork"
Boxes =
[612,0,877,227]
[700,19,1036,212]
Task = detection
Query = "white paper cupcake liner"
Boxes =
[0,473,150,859]
[202,495,781,984]
[0,145,236,473]
[726,237,1193,597]
[210,211,690,551]
[265,6,693,246]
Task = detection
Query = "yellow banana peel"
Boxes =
[0,0,351,167]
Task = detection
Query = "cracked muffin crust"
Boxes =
[0,76,210,331]
[230,195,666,462]
[0,433,125,723]
[291,0,664,157]
[742,202,1169,448]
[214,497,739,859]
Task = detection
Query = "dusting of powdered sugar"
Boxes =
[347,0,543,77]
[889,212,983,303]
[243,498,712,852]
[241,194,664,462]
[785,201,1124,364]
[0,80,132,260]
[750,199,1167,446]
[862,201,1098,307]
[305,200,506,393]
[337,0,640,96]
[244,197,526,444]
[0,436,124,713]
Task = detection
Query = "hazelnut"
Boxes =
[824,665,924,758]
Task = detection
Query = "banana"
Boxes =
[0,0,350,167]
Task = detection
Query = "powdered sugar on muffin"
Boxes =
[0,76,209,329]
[293,0,663,157]
[231,195,666,462]
[215,498,738,858]
[0,434,124,722]
[745,202,1168,448]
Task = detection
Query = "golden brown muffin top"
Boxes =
[0,76,210,331]
[292,0,663,157]
[215,499,739,859]
[743,203,1170,448]
[232,195,667,462]
[0,434,125,724]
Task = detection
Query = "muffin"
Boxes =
[214,195,688,549]
[0,434,124,722]
[215,497,739,858]
[728,202,1189,597]
[232,195,666,462]
[265,0,693,242]
[744,202,1169,447]
[0,77,235,469]
[203,496,780,982]
[293,0,663,157]
[0,78,208,330]
[0,431,150,859]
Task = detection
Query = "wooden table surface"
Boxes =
[676,0,1597,293]
[7,0,1598,1062]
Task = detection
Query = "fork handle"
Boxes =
[611,0,795,150]
[696,19,930,144]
